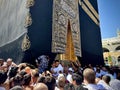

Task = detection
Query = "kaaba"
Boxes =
[79,0,104,66]
[0,0,104,66]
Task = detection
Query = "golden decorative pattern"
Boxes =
[79,0,99,26]
[63,21,77,61]
[83,0,99,20]
[52,0,81,57]
[26,0,35,8]
[82,2,99,25]
[21,0,35,50]
[25,13,32,27]
[21,34,31,51]
[79,0,82,5]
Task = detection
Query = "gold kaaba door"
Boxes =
[56,21,78,62]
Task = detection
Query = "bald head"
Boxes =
[34,83,48,90]
[7,58,12,62]
[7,58,13,66]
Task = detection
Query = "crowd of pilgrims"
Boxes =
[0,55,120,90]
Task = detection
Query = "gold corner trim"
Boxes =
[25,13,32,27]
[21,34,31,51]
[26,0,35,8]
[79,0,82,5]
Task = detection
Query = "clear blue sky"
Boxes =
[98,0,120,39]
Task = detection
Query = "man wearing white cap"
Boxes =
[66,67,74,83]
